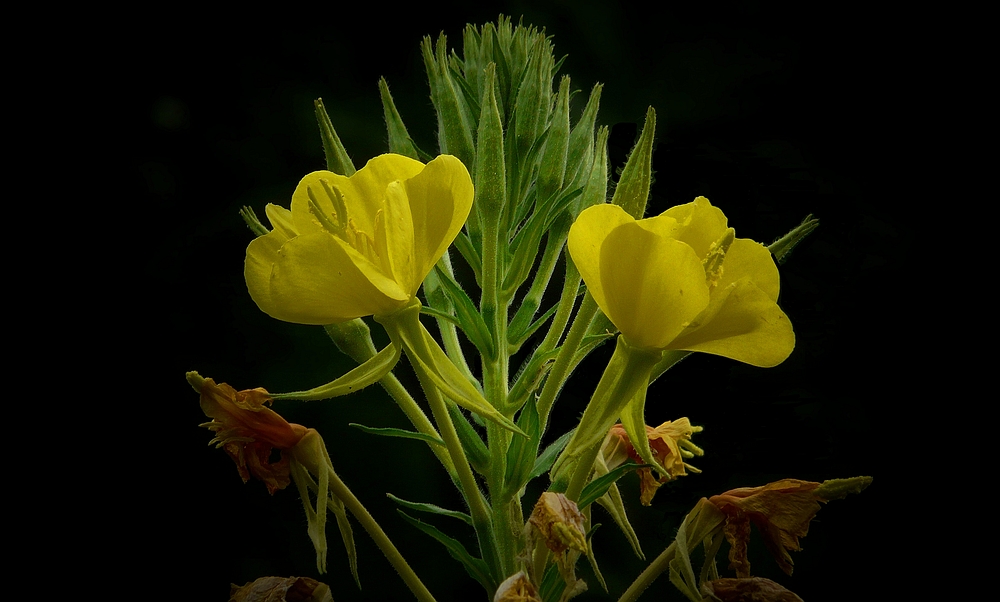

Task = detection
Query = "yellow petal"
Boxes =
[567,204,636,315]
[661,196,729,258]
[290,155,425,236]
[717,238,780,302]
[264,203,297,239]
[245,229,288,318]
[388,155,473,297]
[258,231,408,324]
[667,277,794,367]
[599,221,710,350]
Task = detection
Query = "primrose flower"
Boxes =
[189,371,307,494]
[603,419,704,505]
[246,154,473,325]
[568,198,794,366]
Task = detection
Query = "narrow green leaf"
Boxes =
[314,98,355,176]
[272,342,400,401]
[447,402,491,475]
[349,423,445,447]
[508,302,559,354]
[504,395,541,494]
[386,493,473,526]
[453,231,482,286]
[530,428,575,481]
[418,305,462,327]
[508,347,559,412]
[578,462,644,509]
[397,511,496,592]
[431,262,495,360]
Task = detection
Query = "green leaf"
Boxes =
[431,264,495,359]
[348,423,444,447]
[314,98,355,176]
[386,493,473,526]
[530,429,575,481]
[272,342,400,401]
[453,231,482,286]
[507,347,559,411]
[578,462,644,509]
[397,511,496,592]
[448,402,491,475]
[504,395,541,495]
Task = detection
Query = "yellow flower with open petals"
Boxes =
[246,154,474,325]
[568,197,794,366]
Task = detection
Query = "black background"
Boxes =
[133,2,893,600]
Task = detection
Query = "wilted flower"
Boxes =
[526,492,588,597]
[229,576,333,602]
[190,371,307,494]
[493,572,541,602]
[245,154,474,324]
[701,577,803,602]
[603,419,704,505]
[708,477,872,577]
[567,198,794,366]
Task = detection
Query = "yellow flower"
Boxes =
[567,198,794,366]
[246,154,474,325]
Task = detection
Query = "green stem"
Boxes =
[398,317,503,582]
[325,321,457,480]
[536,249,580,357]
[617,499,726,602]
[536,292,601,431]
[326,464,437,602]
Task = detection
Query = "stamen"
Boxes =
[319,178,349,228]
[307,187,343,235]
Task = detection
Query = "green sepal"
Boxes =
[619,385,669,477]
[507,345,558,412]
[397,510,497,593]
[504,395,542,496]
[447,401,491,475]
[611,106,657,219]
[426,264,495,359]
[324,318,378,365]
[592,454,644,559]
[386,493,473,526]
[769,214,820,264]
[239,205,269,237]
[530,428,575,481]
[513,35,552,169]
[578,461,646,509]
[314,98,355,176]
[348,423,445,447]
[272,342,400,401]
[583,509,608,592]
[378,78,429,161]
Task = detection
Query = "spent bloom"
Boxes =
[189,371,307,494]
[603,419,704,505]
[708,477,872,577]
[245,154,473,324]
[568,198,794,366]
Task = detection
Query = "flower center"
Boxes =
[306,179,392,276]
[702,227,735,291]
